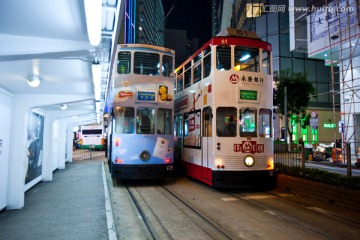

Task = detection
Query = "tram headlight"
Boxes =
[140,151,151,161]
[244,155,255,167]
[267,157,274,170]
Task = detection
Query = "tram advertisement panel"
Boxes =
[184,111,201,148]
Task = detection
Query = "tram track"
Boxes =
[109,174,360,239]
[124,180,236,240]
[225,190,360,239]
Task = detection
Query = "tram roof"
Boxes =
[117,43,175,55]
[175,29,272,72]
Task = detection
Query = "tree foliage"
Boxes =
[273,69,316,140]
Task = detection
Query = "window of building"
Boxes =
[134,52,160,75]
[234,46,259,72]
[114,107,135,134]
[246,3,264,18]
[117,51,131,74]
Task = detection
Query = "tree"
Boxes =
[273,69,316,145]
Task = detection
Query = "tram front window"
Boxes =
[137,108,155,134]
[216,45,231,71]
[157,109,172,135]
[234,46,259,72]
[114,107,135,134]
[216,107,237,137]
[240,108,257,137]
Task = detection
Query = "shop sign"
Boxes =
[323,123,336,128]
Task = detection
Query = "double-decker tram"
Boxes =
[107,44,175,179]
[174,29,274,188]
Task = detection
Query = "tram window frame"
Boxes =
[176,68,184,93]
[216,45,232,71]
[261,50,271,75]
[162,55,174,78]
[134,52,160,76]
[203,107,212,137]
[259,108,272,138]
[203,47,211,77]
[193,53,202,83]
[114,106,135,134]
[216,107,237,137]
[240,108,257,137]
[234,46,260,72]
[117,51,131,74]
[184,62,192,88]
[136,107,155,134]
[174,114,183,137]
[157,108,172,135]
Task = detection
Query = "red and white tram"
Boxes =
[174,29,274,188]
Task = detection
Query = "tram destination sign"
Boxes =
[240,90,257,100]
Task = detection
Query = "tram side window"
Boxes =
[162,55,174,78]
[262,50,271,75]
[193,54,202,83]
[216,107,237,137]
[234,46,259,72]
[259,108,272,138]
[203,47,211,77]
[240,108,257,137]
[136,107,155,134]
[134,52,160,76]
[176,68,183,93]
[114,107,135,134]
[157,109,172,135]
[184,62,191,88]
[174,114,183,137]
[117,51,131,74]
[216,45,231,71]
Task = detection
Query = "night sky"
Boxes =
[162,0,212,46]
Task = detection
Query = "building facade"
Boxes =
[120,0,164,46]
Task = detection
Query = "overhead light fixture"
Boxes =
[92,63,102,101]
[60,104,67,110]
[84,0,102,46]
[27,76,40,88]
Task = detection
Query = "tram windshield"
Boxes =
[114,107,135,134]
[240,108,257,137]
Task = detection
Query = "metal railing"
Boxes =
[72,147,105,161]
[274,141,360,176]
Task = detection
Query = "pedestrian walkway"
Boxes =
[0,158,115,240]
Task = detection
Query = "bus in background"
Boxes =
[105,43,175,179]
[79,125,105,150]
[174,28,274,188]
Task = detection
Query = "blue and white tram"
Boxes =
[174,29,274,188]
[107,44,175,179]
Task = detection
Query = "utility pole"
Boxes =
[284,86,288,151]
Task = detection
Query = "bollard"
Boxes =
[346,142,351,177]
